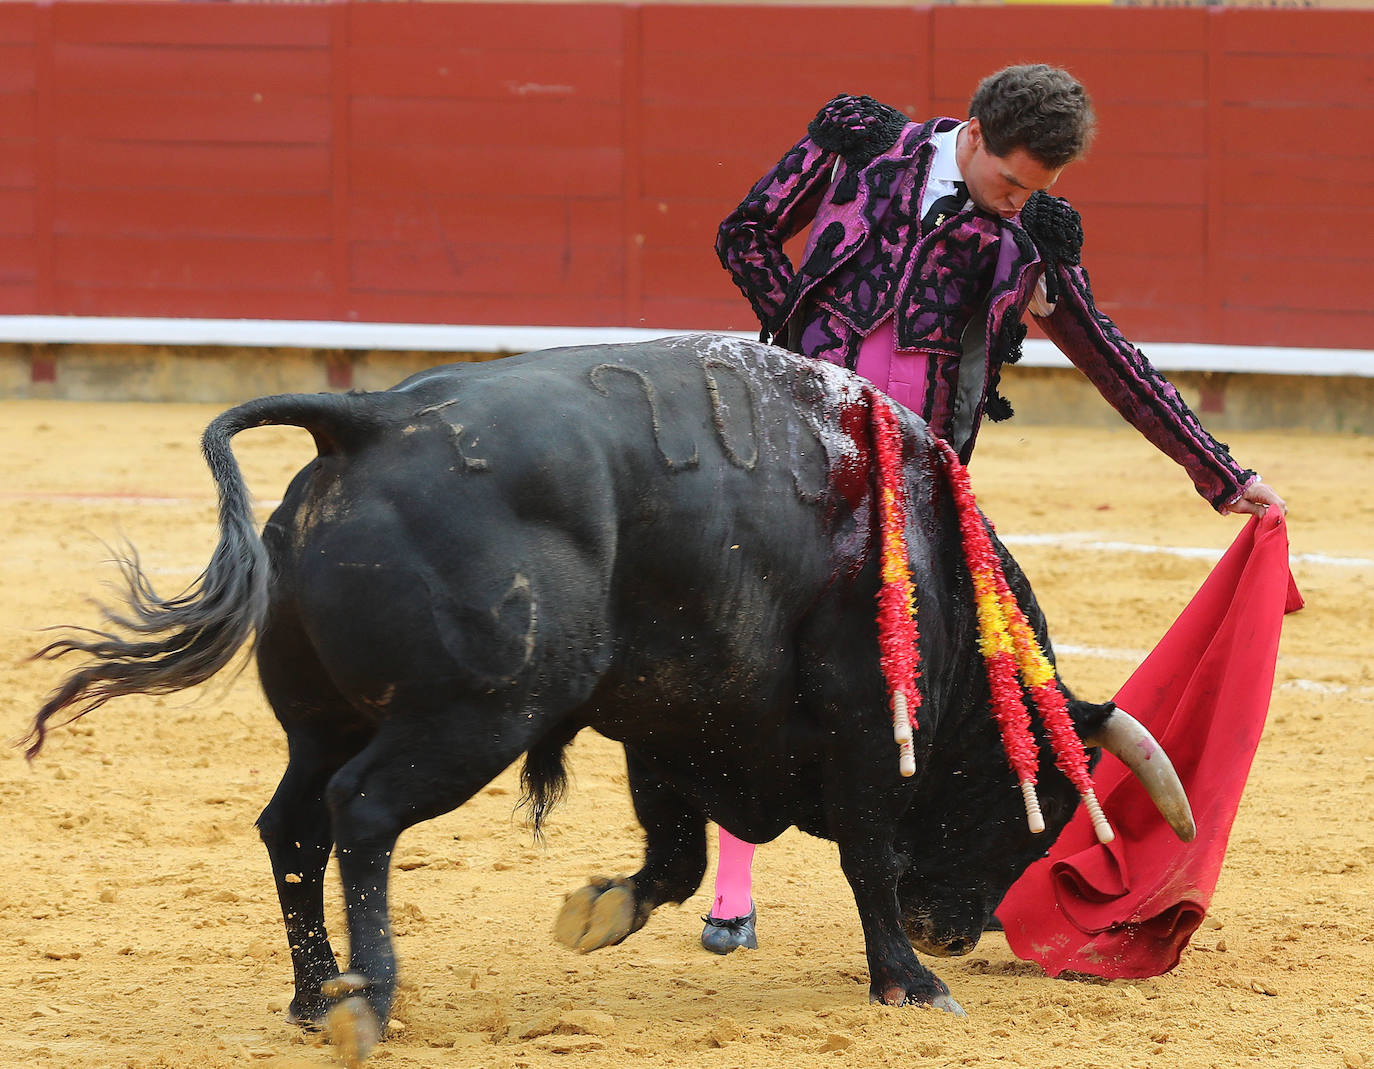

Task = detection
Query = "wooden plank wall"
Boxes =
[0,3,42,316]
[0,2,1370,349]
[68,6,338,319]
[346,4,628,326]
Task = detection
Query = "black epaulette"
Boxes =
[807,94,910,167]
[1020,191,1084,304]
[1020,191,1084,267]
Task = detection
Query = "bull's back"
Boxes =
[390,333,872,592]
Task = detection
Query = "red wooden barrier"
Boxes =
[0,2,1370,348]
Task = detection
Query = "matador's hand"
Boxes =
[1221,480,1287,517]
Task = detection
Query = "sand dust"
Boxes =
[2,398,1371,1069]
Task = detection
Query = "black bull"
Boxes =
[29,334,1187,1063]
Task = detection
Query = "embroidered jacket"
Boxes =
[716,94,1254,509]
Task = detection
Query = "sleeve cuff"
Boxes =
[1222,473,1261,511]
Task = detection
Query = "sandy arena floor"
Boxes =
[2,395,1371,1069]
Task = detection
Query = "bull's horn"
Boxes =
[1084,709,1196,842]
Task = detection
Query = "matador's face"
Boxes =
[957,118,1066,220]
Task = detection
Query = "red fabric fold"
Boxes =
[997,511,1302,978]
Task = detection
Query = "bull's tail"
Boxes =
[25,392,371,760]
[518,718,583,838]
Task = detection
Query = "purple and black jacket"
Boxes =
[716,94,1254,510]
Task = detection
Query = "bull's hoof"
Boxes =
[554,876,638,952]
[321,973,383,1068]
[285,998,329,1031]
[325,994,382,1068]
[871,978,966,1016]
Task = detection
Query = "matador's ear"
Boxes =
[807,94,910,167]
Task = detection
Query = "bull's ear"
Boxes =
[1068,698,1117,741]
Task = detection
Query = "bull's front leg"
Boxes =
[837,834,966,1015]
[555,747,707,952]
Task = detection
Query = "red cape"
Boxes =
[997,511,1303,979]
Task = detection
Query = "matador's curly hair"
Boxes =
[970,65,1096,169]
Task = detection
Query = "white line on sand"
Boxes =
[1000,532,1372,569]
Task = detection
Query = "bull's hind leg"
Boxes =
[258,739,356,1027]
[320,710,539,1065]
[256,616,374,1028]
[556,748,707,952]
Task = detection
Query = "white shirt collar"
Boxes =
[929,121,967,187]
[920,121,968,218]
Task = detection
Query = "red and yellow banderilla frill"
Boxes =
[866,394,1113,844]
[866,388,921,776]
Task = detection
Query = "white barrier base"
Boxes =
[0,315,1370,378]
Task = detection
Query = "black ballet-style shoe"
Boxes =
[700,906,758,954]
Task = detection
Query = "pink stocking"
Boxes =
[710,827,756,919]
